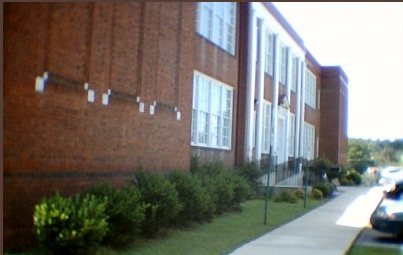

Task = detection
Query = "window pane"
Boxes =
[198,111,208,144]
[196,2,236,54]
[262,103,271,153]
[192,72,233,149]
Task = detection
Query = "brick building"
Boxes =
[3,2,348,249]
[320,66,349,166]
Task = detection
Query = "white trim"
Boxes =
[196,2,237,55]
[191,71,234,150]
[245,9,258,160]
[255,18,266,161]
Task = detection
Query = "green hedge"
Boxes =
[311,188,324,200]
[312,182,334,198]
[133,170,182,237]
[33,193,108,255]
[31,159,281,252]
[85,183,148,248]
[274,189,298,203]
[167,170,215,225]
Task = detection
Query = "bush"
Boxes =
[209,173,235,214]
[192,163,234,214]
[234,161,262,197]
[294,188,305,199]
[33,193,108,255]
[132,170,182,237]
[190,155,202,175]
[310,188,323,200]
[312,182,333,198]
[190,160,252,213]
[340,178,355,186]
[274,189,298,203]
[311,156,333,176]
[346,169,362,185]
[229,174,252,210]
[85,183,148,248]
[167,170,215,225]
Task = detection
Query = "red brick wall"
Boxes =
[3,2,204,249]
[191,3,241,166]
[305,56,322,158]
[320,67,348,166]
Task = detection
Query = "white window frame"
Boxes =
[303,122,315,160]
[191,71,233,149]
[279,43,287,85]
[262,101,272,153]
[291,55,298,92]
[288,114,295,156]
[264,30,274,76]
[305,70,317,108]
[196,2,237,55]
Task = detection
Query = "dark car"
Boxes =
[370,181,403,237]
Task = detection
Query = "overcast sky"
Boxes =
[272,2,403,141]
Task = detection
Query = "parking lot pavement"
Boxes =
[355,227,403,250]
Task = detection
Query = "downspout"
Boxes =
[245,7,257,161]
[255,18,266,162]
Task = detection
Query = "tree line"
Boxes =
[348,138,403,173]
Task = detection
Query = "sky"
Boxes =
[272,2,403,141]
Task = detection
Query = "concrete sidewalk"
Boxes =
[228,186,384,255]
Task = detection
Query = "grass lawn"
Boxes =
[345,245,402,255]
[118,198,323,255]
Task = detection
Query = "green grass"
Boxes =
[345,245,402,255]
[5,198,323,255]
[118,199,323,255]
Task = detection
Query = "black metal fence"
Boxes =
[255,156,306,187]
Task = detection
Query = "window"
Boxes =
[279,44,287,84]
[291,55,298,92]
[196,2,236,54]
[191,71,233,149]
[264,31,274,76]
[303,123,315,160]
[305,70,317,108]
[288,114,295,156]
[262,102,272,153]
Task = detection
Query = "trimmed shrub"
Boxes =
[210,173,235,214]
[311,156,333,176]
[346,169,362,185]
[85,183,148,248]
[132,170,182,237]
[294,188,305,199]
[191,160,252,213]
[274,189,298,203]
[33,193,108,255]
[311,188,323,200]
[167,170,215,225]
[234,161,262,198]
[190,155,202,175]
[313,182,333,198]
[340,178,355,186]
[230,174,252,210]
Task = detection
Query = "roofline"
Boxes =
[263,3,325,70]
[262,2,306,52]
[322,66,349,83]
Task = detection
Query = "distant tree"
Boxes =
[348,138,403,169]
[348,139,371,160]
[347,139,374,174]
